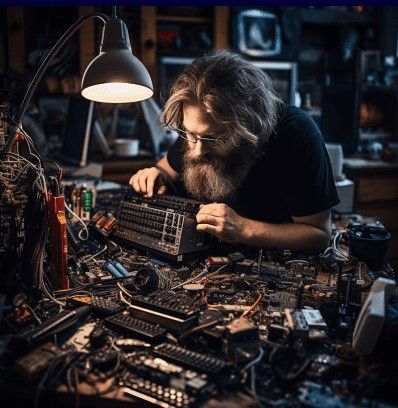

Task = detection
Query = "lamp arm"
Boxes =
[0,12,109,156]
[15,12,109,127]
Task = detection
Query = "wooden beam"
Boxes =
[78,6,95,77]
[214,6,229,49]
[140,6,157,94]
[7,7,25,72]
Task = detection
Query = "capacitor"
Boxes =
[92,211,104,223]
[113,260,129,277]
[102,216,116,232]
[104,261,123,278]
[82,190,93,212]
[96,215,108,229]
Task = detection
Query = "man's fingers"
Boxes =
[196,214,220,225]
[146,174,158,198]
[129,175,141,193]
[197,223,219,235]
[197,203,228,217]
[137,172,149,195]
[129,167,168,197]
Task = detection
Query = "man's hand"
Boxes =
[196,203,246,243]
[129,167,167,198]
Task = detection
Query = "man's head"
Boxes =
[162,50,282,201]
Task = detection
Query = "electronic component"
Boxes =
[226,318,260,364]
[113,260,130,277]
[114,338,151,349]
[227,251,245,263]
[154,343,230,374]
[64,322,96,352]
[104,261,124,278]
[298,381,385,408]
[6,293,34,327]
[125,354,210,395]
[133,267,171,294]
[91,351,119,371]
[301,309,327,329]
[14,342,61,380]
[128,292,200,333]
[89,326,107,349]
[90,210,117,238]
[0,100,8,149]
[205,256,230,272]
[47,192,69,289]
[13,305,90,346]
[123,374,195,408]
[67,295,125,316]
[91,295,125,315]
[104,312,167,343]
[71,184,96,221]
[114,193,208,261]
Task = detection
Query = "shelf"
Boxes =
[301,8,378,26]
[157,15,210,24]
[362,85,398,94]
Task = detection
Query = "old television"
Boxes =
[236,9,281,58]
[158,56,297,105]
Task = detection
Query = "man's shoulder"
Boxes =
[275,105,322,143]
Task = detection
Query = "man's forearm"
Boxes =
[240,218,330,252]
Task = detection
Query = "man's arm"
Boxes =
[129,155,179,197]
[196,204,332,252]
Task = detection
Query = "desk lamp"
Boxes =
[1,6,153,154]
[0,7,153,292]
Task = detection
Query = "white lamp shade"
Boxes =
[81,49,153,103]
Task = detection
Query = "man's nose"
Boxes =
[192,139,205,158]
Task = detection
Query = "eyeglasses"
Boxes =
[170,127,232,145]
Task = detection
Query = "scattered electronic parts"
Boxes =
[1,198,397,408]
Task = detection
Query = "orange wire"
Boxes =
[240,293,262,318]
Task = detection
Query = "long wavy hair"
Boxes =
[162,49,283,147]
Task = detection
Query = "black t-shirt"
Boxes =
[167,105,339,223]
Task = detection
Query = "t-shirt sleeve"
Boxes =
[166,137,184,173]
[283,119,340,217]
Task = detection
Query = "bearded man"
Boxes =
[129,50,339,252]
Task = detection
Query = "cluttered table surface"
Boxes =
[1,181,397,408]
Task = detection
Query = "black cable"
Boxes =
[178,318,223,343]
[41,159,63,192]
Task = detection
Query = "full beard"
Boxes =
[182,141,257,202]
